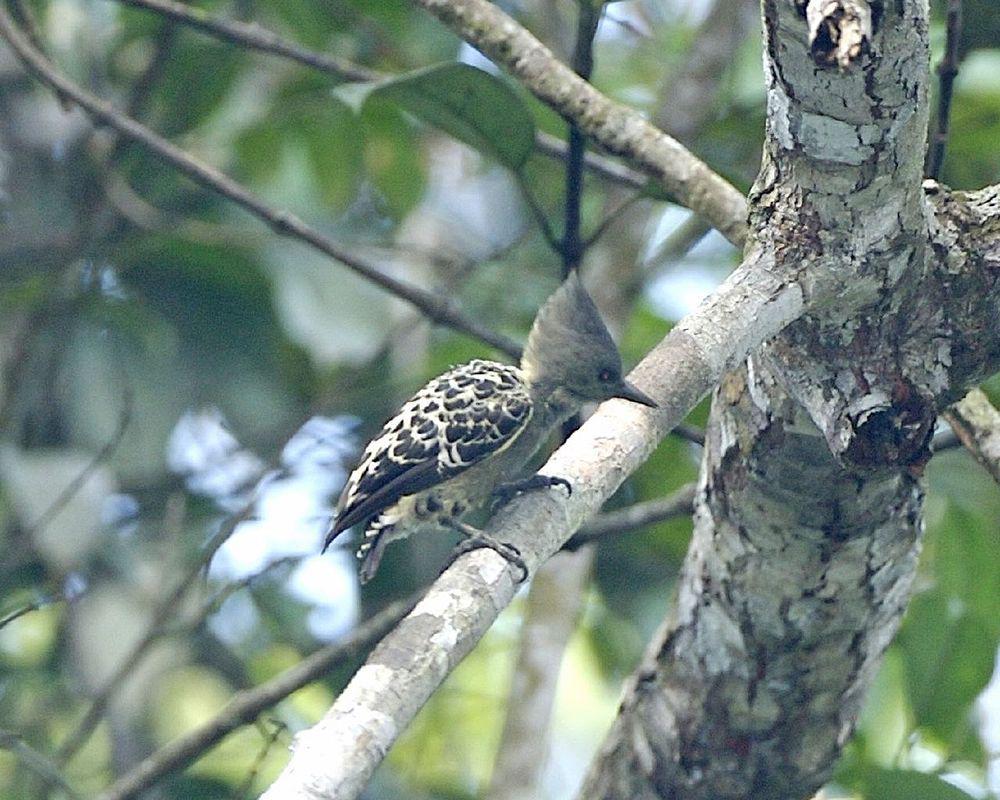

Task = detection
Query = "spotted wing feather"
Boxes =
[325,360,531,545]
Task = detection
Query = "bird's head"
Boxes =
[520,272,657,409]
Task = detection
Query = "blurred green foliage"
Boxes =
[0,0,998,799]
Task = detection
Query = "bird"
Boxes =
[323,272,657,583]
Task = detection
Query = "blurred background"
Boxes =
[0,0,998,798]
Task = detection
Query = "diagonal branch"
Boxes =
[0,730,82,800]
[114,0,381,82]
[412,0,749,247]
[56,502,256,764]
[942,388,1000,485]
[96,592,421,800]
[0,8,522,359]
[566,482,697,548]
[109,0,652,193]
[259,247,805,799]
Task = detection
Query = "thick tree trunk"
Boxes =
[578,2,1000,798]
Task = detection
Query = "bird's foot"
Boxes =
[445,520,529,582]
[490,474,572,510]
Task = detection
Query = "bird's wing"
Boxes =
[326,361,532,543]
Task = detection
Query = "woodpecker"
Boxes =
[324,273,657,583]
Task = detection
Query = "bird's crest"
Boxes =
[521,272,618,386]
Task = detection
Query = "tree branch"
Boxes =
[96,592,421,800]
[412,0,749,247]
[0,8,522,359]
[56,502,256,764]
[942,388,1000,485]
[566,482,697,549]
[926,0,963,180]
[575,3,1000,798]
[0,730,82,800]
[560,1,601,276]
[114,0,380,82]
[259,245,805,798]
[110,0,654,194]
[485,548,594,800]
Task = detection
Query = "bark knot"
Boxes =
[842,378,934,467]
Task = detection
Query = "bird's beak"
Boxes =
[614,380,658,409]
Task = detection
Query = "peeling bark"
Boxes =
[258,1,1000,797]
[577,2,1000,799]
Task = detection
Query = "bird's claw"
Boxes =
[491,475,572,511]
[452,536,529,583]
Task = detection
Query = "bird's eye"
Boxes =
[598,369,614,382]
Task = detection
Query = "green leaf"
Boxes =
[894,592,996,748]
[859,767,977,800]
[334,63,536,170]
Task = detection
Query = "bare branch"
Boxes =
[56,502,256,764]
[96,592,421,800]
[942,388,1000,485]
[110,0,652,194]
[926,0,963,180]
[24,387,132,541]
[0,592,64,631]
[642,214,714,280]
[413,0,749,247]
[114,0,381,82]
[0,730,83,800]
[534,130,647,190]
[0,9,522,359]
[560,2,601,276]
[485,549,594,800]
[566,482,697,549]
[259,245,805,799]
[671,422,706,446]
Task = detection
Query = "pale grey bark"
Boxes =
[260,1,1000,798]
[576,2,1000,799]
[260,254,805,800]
[944,389,1000,486]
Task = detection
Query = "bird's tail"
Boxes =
[357,517,395,583]
[321,516,341,553]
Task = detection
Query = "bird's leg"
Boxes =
[491,474,572,510]
[443,518,529,582]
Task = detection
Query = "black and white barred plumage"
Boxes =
[324,273,657,583]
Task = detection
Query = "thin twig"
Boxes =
[235,719,287,800]
[671,422,706,446]
[23,387,133,541]
[96,591,423,800]
[0,593,63,631]
[513,171,562,253]
[0,9,522,359]
[110,0,652,193]
[534,130,647,190]
[582,192,645,250]
[561,2,601,276]
[565,482,697,549]
[56,501,257,764]
[7,0,71,108]
[106,19,180,166]
[0,730,84,800]
[173,555,301,636]
[926,0,962,180]
[644,214,714,274]
[112,0,380,82]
